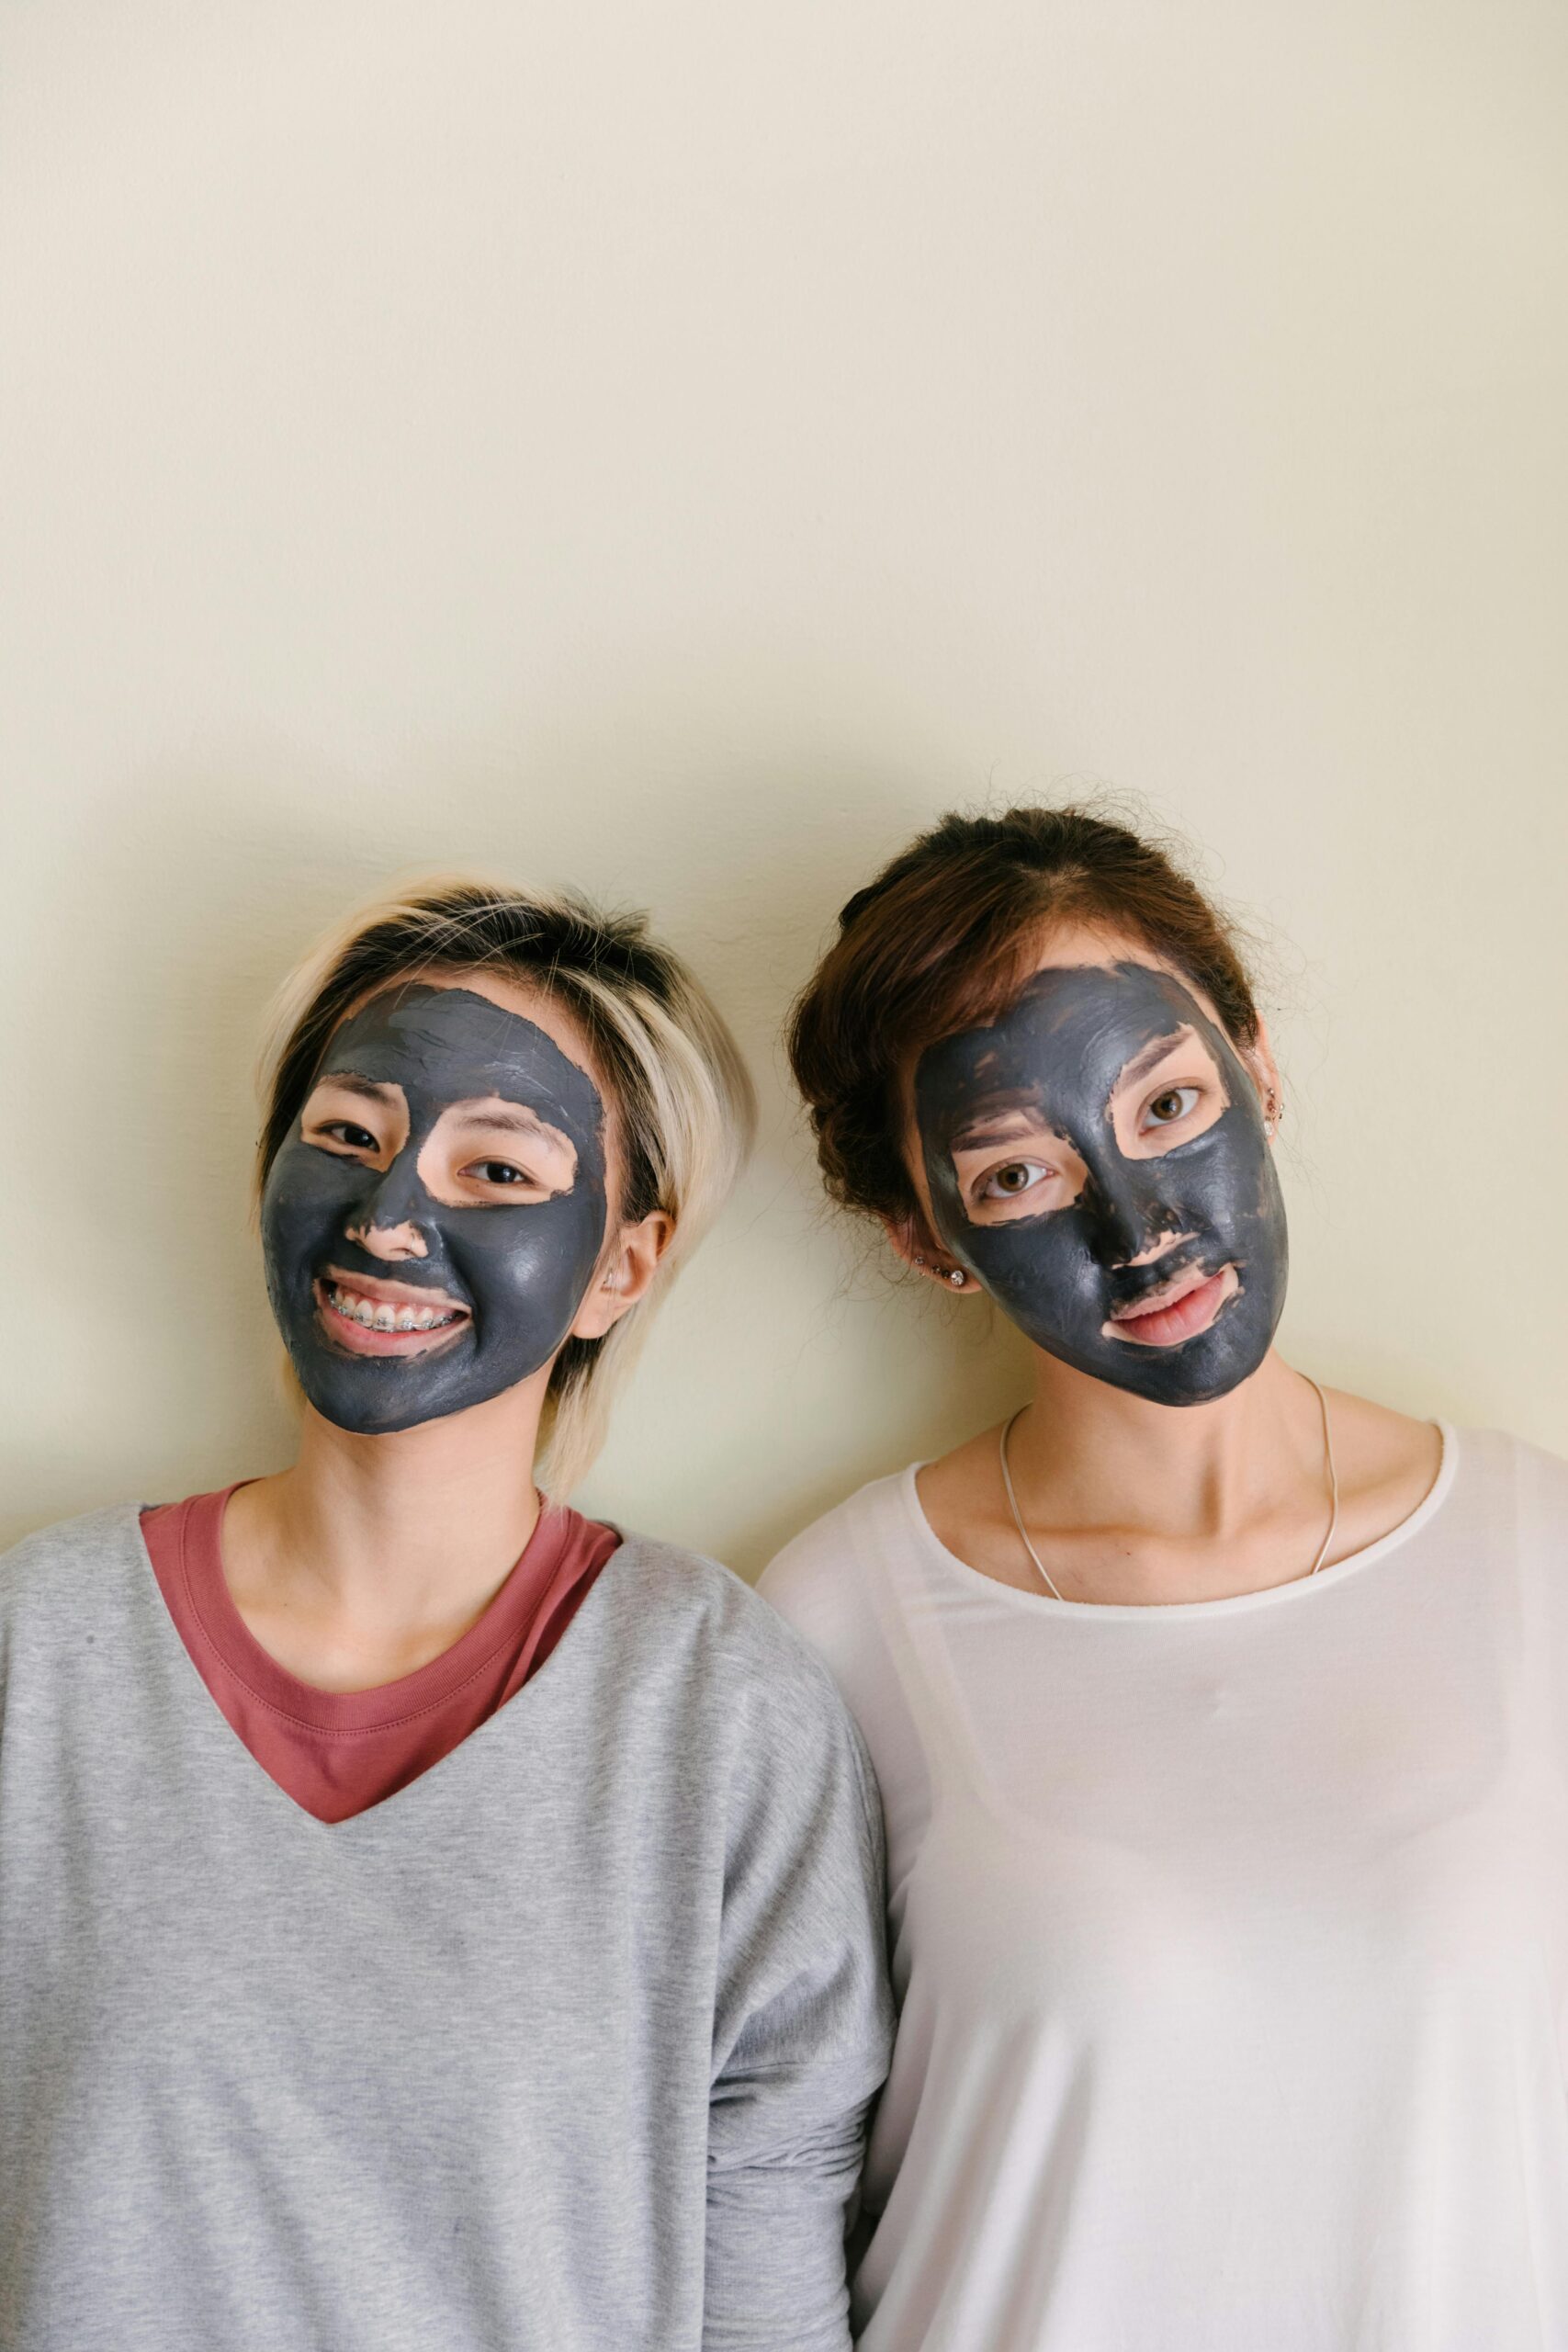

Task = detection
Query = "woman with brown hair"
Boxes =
[761,806,1568,2350]
[0,877,890,2352]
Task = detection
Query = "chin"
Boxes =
[311,1394,464,1439]
[1051,1317,1273,1409]
[1123,1327,1277,1408]
[298,1361,449,1440]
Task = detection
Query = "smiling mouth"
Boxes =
[1103,1262,1238,1350]
[313,1272,470,1357]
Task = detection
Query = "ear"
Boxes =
[882,1206,977,1294]
[1240,1015,1284,1141]
[570,1211,674,1340]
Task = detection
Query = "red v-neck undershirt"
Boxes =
[140,1487,619,1823]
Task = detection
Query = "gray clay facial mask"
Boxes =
[261,984,609,1435]
[915,961,1288,1407]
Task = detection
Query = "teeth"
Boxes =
[325,1283,457,1334]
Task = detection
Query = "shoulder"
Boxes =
[602,1527,885,1842]
[598,1526,867,1736]
[0,1505,148,1623]
[756,1470,910,1644]
[1399,1424,1568,1596]
[1451,1425,1568,1540]
[761,1476,942,1867]
[755,1475,921,1774]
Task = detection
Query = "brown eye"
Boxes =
[1142,1085,1200,1131]
[978,1159,1048,1202]
[319,1120,379,1152]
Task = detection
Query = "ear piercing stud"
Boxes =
[915,1253,966,1289]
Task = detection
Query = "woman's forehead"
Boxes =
[1024,916,1235,1012]
[328,970,601,1094]
[936,963,1211,1069]
[1023,917,1168,978]
[320,981,604,1130]
[1014,925,1232,1043]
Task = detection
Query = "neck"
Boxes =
[230,1375,552,1647]
[1011,1346,1323,1545]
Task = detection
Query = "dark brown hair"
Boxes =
[787,804,1262,1226]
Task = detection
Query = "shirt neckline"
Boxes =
[129,1500,631,1833]
[158,1484,584,1732]
[898,1419,1457,1621]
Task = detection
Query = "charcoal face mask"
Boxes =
[261,984,609,1435]
[915,961,1288,1407]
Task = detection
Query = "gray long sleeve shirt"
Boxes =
[0,1508,893,2352]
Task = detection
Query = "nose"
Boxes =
[344,1152,431,1262]
[349,1218,428,1263]
[1080,1149,1185,1269]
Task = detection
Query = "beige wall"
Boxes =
[4,1,1564,1572]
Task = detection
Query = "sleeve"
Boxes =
[704,1657,895,2351]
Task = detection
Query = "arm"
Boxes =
[704,1661,894,2351]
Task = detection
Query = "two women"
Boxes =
[764,806,1568,2348]
[0,882,890,2352]
[6,808,1565,2351]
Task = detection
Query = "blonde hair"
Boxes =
[254,873,757,1495]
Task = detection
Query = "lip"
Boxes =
[1104,1263,1238,1350]
[313,1268,471,1359]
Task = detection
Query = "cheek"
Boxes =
[262,1152,359,1264]
[1010,1222,1099,1303]
[1171,1123,1266,1216]
[962,1212,1101,1314]
[446,1199,604,1305]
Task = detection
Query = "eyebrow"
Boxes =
[947,1108,1052,1153]
[313,1073,401,1106]
[1113,1028,1193,1090]
[446,1104,572,1148]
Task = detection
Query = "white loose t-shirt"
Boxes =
[760,1427,1568,2352]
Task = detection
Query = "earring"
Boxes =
[947,1268,966,1289]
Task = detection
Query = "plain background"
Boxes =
[3,1,1564,1575]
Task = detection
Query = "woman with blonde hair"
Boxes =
[762,804,1568,2351]
[0,877,890,2352]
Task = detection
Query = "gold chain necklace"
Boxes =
[997,1378,1340,1604]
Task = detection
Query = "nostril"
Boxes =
[349,1219,430,1261]
[1083,1170,1187,1269]
[1121,1221,1196,1270]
